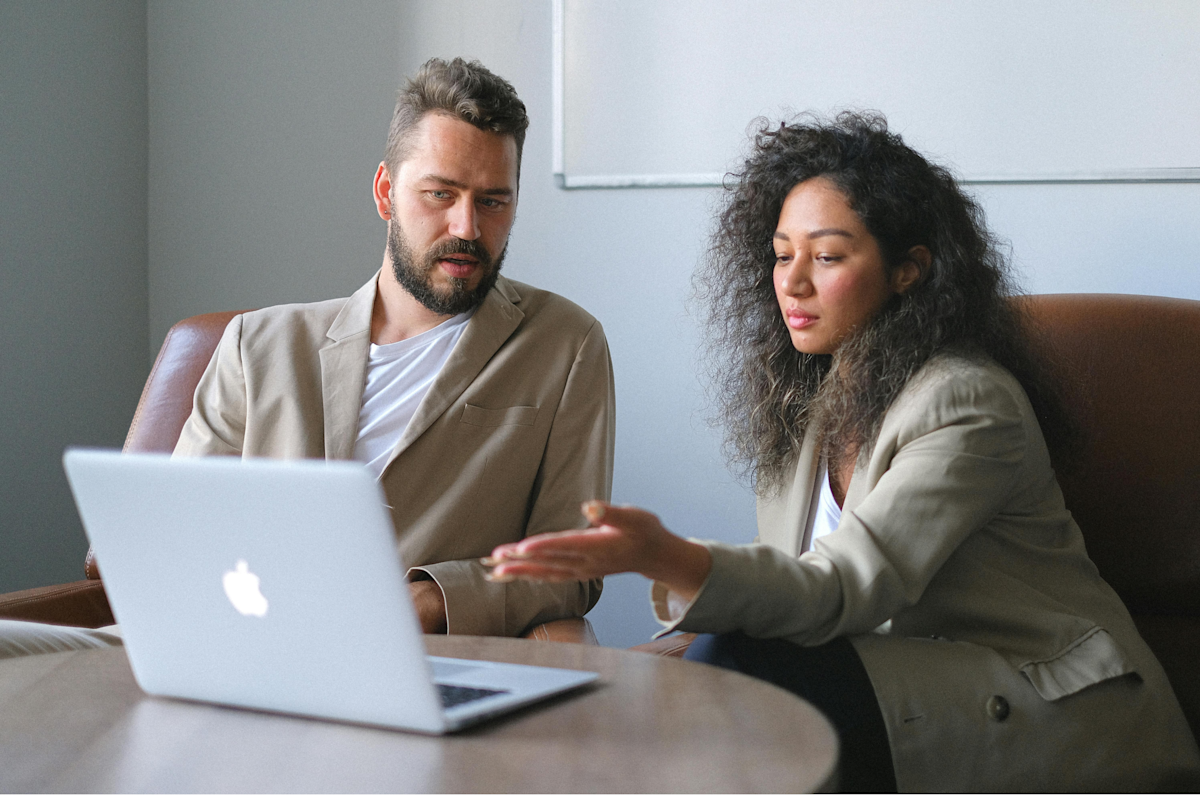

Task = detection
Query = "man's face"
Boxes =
[386,113,519,315]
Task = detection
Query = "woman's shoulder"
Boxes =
[885,350,1033,437]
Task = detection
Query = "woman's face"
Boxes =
[772,177,910,355]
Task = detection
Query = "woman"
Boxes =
[485,113,1200,792]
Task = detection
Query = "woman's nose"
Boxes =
[779,261,813,296]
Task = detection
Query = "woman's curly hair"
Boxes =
[696,111,1079,492]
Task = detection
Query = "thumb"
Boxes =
[581,500,657,530]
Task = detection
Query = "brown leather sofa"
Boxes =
[633,293,1200,747]
[0,310,597,645]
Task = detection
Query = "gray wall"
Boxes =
[6,1,1199,648]
[0,0,149,592]
[147,0,402,347]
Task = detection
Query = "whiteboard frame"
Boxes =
[551,0,1200,189]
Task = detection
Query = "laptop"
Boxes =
[61,448,598,734]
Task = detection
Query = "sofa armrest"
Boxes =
[520,617,599,645]
[630,632,697,657]
[0,579,115,628]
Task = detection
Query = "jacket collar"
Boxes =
[382,274,524,470]
[317,270,526,465]
[319,272,377,459]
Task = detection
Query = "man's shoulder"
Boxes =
[232,286,370,350]
[238,295,350,330]
[500,276,599,332]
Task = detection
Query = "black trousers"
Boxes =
[684,631,897,793]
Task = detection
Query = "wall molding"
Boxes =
[551,0,1200,190]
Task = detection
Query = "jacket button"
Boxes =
[986,695,1010,721]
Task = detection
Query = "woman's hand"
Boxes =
[484,501,713,602]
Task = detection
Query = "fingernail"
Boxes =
[582,500,605,523]
[484,571,516,583]
[479,556,500,567]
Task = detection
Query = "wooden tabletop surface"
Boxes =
[0,635,838,793]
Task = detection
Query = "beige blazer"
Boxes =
[176,272,615,637]
[657,354,1199,791]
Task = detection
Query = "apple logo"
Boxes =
[223,559,269,617]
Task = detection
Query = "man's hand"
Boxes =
[409,579,447,634]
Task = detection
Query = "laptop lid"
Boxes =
[62,449,595,734]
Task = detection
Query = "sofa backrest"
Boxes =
[85,310,243,580]
[1022,293,1200,741]
[1021,293,1200,616]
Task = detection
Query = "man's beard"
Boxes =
[388,223,505,316]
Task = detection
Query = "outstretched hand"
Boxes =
[484,501,712,601]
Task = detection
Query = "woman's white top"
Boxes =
[352,310,472,478]
[805,459,842,551]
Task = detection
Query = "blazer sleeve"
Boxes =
[660,364,1029,645]
[174,315,247,457]
[413,320,615,636]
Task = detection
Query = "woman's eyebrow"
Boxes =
[806,227,854,240]
[773,228,855,242]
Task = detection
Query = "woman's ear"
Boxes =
[892,245,931,295]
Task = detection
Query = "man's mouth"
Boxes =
[438,255,479,279]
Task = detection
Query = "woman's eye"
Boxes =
[774,253,791,264]
[816,254,841,264]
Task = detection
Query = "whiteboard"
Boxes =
[553,0,1200,187]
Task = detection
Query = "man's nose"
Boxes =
[447,198,480,241]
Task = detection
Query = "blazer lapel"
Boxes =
[758,426,822,557]
[319,274,376,460]
[384,276,524,464]
[841,447,872,515]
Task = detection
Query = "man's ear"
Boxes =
[373,162,393,221]
[892,245,931,295]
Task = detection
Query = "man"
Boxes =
[174,56,613,637]
[0,57,613,656]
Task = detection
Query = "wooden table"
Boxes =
[0,635,838,793]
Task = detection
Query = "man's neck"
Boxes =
[371,260,455,345]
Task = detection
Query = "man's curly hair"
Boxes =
[695,111,1079,492]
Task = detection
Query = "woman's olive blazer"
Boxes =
[657,354,1200,791]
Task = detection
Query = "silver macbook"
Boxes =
[61,448,598,734]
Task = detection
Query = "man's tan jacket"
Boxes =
[176,272,614,637]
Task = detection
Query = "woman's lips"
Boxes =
[785,310,817,329]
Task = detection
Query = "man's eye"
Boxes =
[430,190,451,200]
[479,197,502,208]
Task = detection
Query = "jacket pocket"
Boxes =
[1018,627,1138,701]
[460,404,539,428]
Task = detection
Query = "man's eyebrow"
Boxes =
[773,227,855,242]
[419,174,514,197]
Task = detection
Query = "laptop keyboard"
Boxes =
[436,683,510,709]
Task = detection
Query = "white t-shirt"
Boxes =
[804,459,842,552]
[352,311,472,478]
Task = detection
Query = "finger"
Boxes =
[512,530,622,558]
[581,499,608,525]
[487,562,585,583]
[485,541,540,564]
[583,503,660,530]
